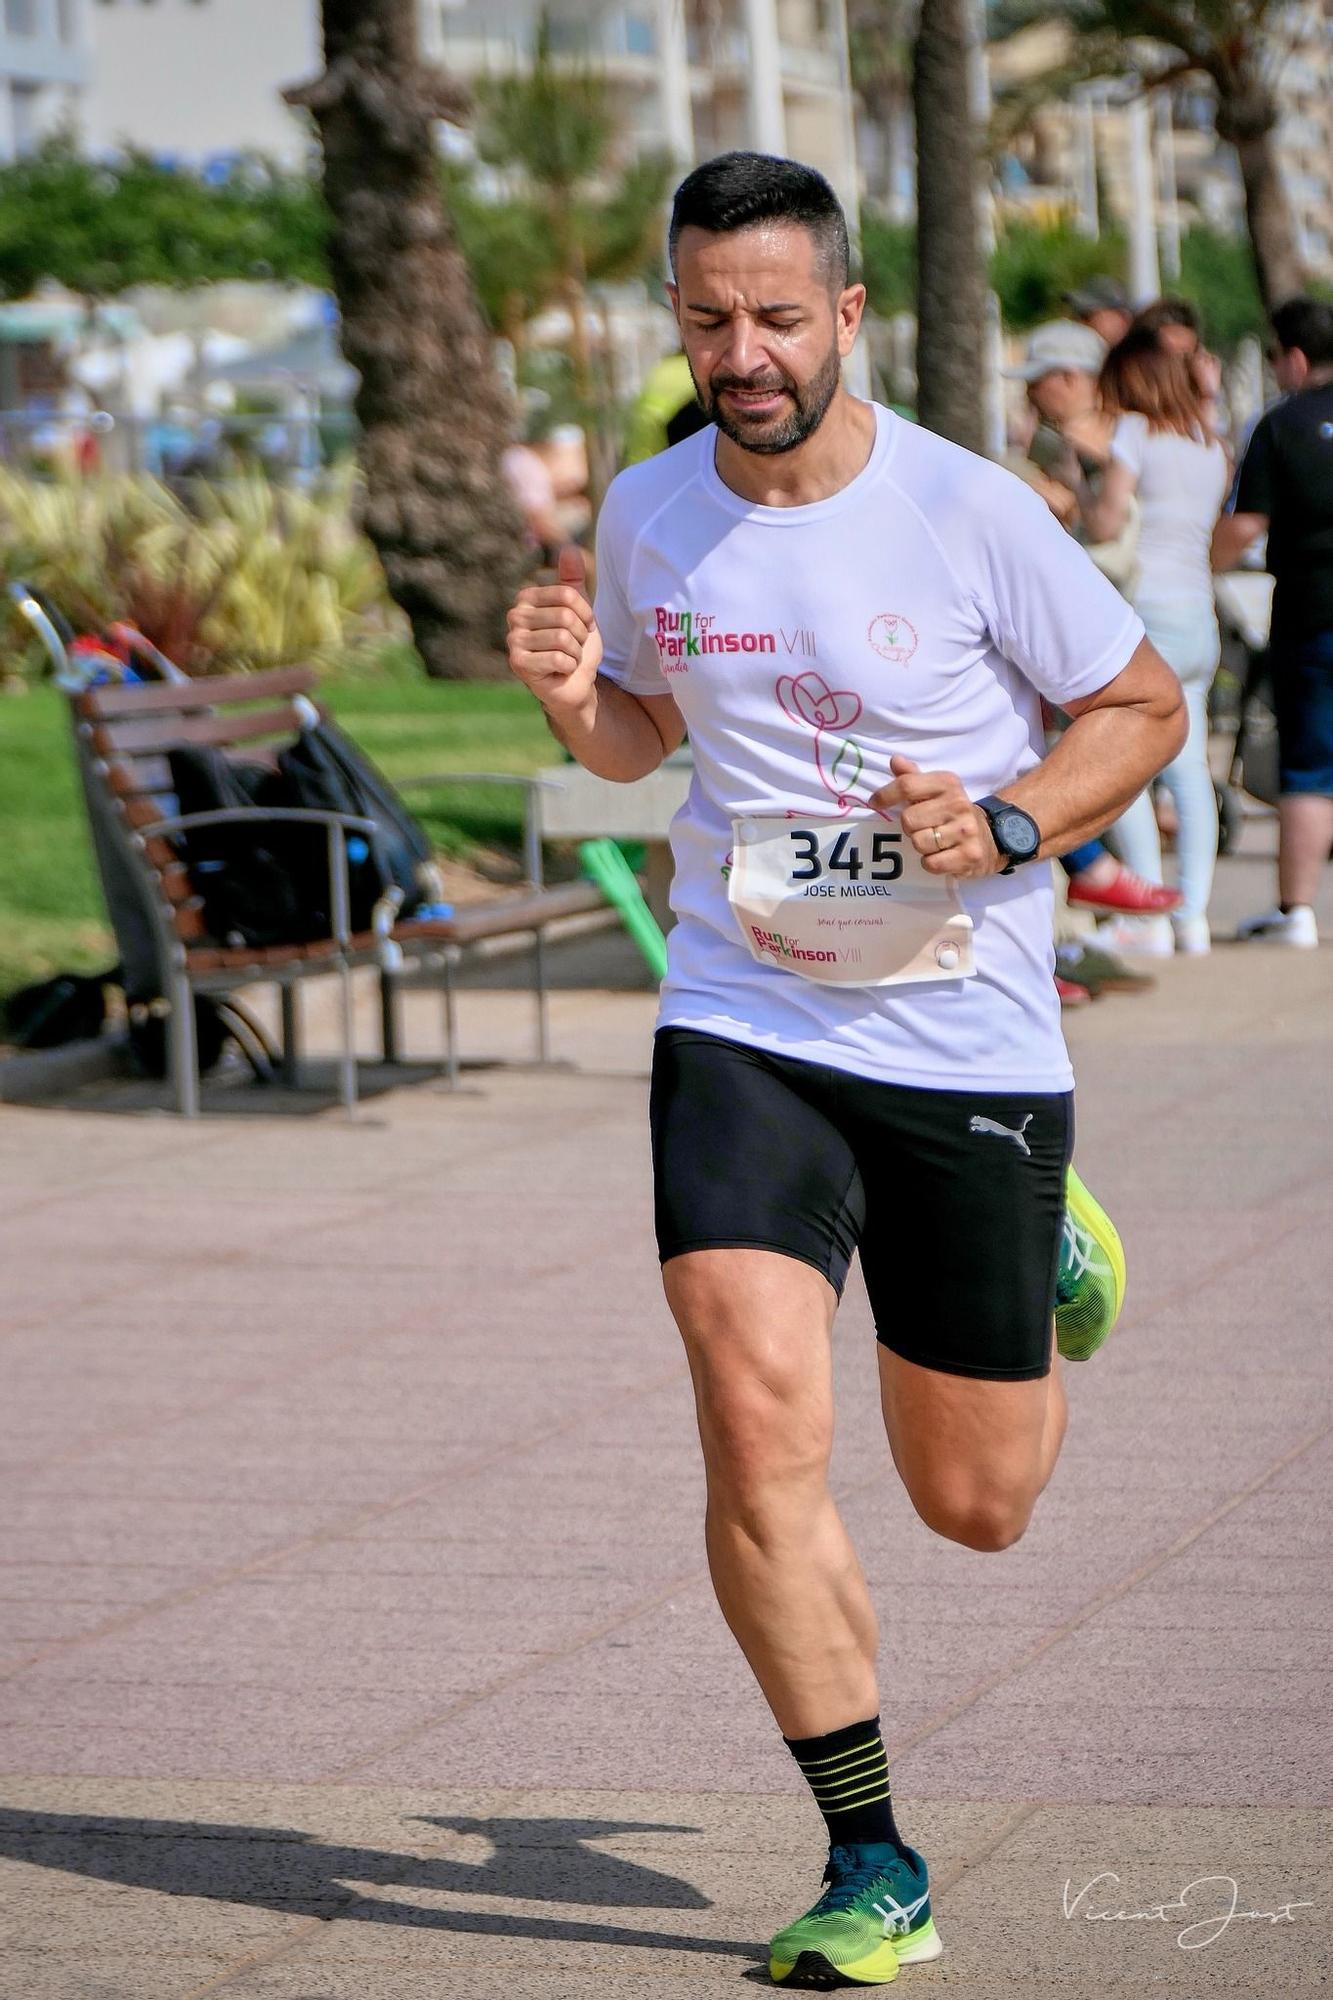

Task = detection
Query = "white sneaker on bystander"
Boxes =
[1172,915,1212,956]
[1235,906,1319,948]
[1094,915,1175,959]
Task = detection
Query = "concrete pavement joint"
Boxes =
[174,1914,336,2000]
[0,1359,693,1685]
[1091,1168,1329,1341]
[884,1415,1333,1768]
[330,1409,1333,1793]
[3,1231,625,1485]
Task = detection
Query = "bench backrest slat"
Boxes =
[78,664,317,721]
[91,705,305,757]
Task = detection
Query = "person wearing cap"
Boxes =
[1065,275,1134,347]
[1008,322,1118,517]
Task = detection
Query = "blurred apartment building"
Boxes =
[20,0,1324,284]
[0,0,88,159]
[66,0,856,215]
[430,1,858,214]
[1273,0,1333,278]
[985,2,1333,282]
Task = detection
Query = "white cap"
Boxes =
[1004,321,1107,383]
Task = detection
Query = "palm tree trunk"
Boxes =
[287,0,524,679]
[1230,123,1306,316]
[912,0,986,454]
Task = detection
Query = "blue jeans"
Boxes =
[1112,601,1220,923]
[1059,841,1104,878]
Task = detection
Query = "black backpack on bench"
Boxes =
[169,722,433,949]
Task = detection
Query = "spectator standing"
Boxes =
[1134,297,1226,438]
[502,438,565,563]
[1003,323,1183,950]
[1079,330,1230,953]
[623,351,710,464]
[1215,298,1333,947]
[1065,276,1134,349]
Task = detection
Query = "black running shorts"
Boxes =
[649,1027,1074,1381]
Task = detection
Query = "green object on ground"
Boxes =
[579,838,668,981]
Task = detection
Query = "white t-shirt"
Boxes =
[1110,413,1229,614]
[595,405,1144,1093]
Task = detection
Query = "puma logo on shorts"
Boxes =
[968,1113,1034,1156]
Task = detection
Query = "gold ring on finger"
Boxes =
[932,825,945,851]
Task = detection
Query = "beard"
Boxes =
[690,338,843,456]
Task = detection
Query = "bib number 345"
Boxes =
[727,812,975,990]
[789,826,902,882]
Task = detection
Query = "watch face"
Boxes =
[997,809,1039,857]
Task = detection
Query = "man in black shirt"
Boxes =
[1216,298,1333,947]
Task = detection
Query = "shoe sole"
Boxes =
[1058,1167,1127,1362]
[770,1919,944,1986]
[1066,888,1182,916]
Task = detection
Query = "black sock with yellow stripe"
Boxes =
[784,1715,907,1854]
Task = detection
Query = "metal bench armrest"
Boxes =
[138,806,380,950]
[391,771,558,889]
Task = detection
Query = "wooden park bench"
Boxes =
[69,665,606,1116]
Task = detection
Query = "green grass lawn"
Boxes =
[0,651,556,1003]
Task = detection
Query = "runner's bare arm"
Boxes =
[871,635,1186,878]
[1003,634,1186,857]
[506,546,685,781]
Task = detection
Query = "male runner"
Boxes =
[507,154,1186,1988]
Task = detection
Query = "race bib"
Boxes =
[727,814,975,989]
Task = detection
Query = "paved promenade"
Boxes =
[2,834,1331,1998]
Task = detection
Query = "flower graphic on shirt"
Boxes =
[868,612,918,664]
[776,671,867,814]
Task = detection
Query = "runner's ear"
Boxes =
[557,545,587,592]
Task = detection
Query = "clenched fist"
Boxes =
[869,755,1005,880]
[506,545,602,726]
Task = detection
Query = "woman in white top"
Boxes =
[1080,330,1231,952]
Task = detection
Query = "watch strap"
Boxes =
[976,795,1040,874]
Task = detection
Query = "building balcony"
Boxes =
[437,1,658,68]
[0,23,89,88]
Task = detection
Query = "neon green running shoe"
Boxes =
[1055,1165,1127,1362]
[769,1842,942,1987]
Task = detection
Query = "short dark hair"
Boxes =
[668,151,850,290]
[1271,297,1333,366]
[1135,296,1202,339]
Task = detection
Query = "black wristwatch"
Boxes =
[975,795,1041,875]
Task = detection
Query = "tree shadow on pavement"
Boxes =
[0,1807,763,1961]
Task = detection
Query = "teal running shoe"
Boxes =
[769,1841,942,1987]
[1055,1165,1127,1362]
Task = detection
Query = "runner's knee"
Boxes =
[697,1372,832,1508]
[908,1478,1037,1553]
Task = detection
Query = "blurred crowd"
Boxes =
[1005,283,1333,1001]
